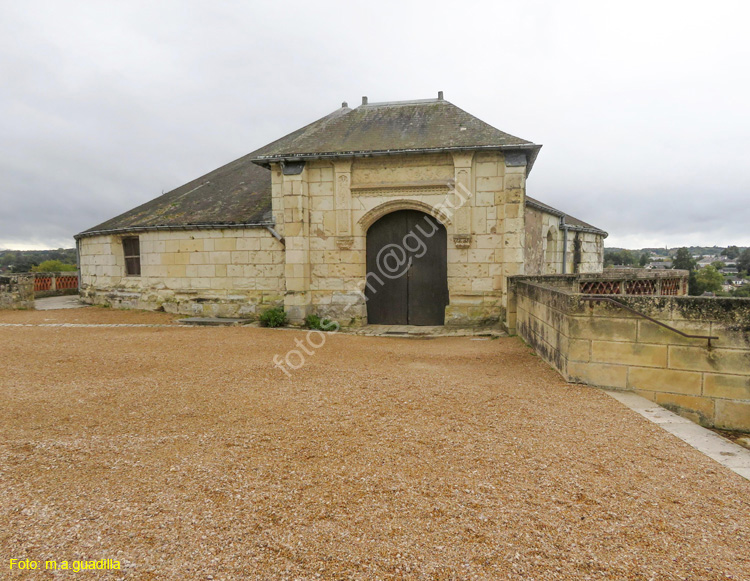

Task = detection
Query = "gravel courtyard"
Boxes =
[1,309,749,580]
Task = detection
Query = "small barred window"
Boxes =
[122,237,141,276]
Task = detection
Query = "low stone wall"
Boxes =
[512,281,573,376]
[505,269,688,334]
[0,274,34,309]
[509,277,750,432]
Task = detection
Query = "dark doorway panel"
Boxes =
[365,210,448,325]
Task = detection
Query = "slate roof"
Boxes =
[526,196,608,237]
[77,98,605,238]
[78,154,273,237]
[250,98,542,172]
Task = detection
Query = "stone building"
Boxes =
[76,95,607,327]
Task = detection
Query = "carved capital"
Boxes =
[336,236,354,249]
[453,234,472,249]
[451,151,474,169]
[332,159,353,174]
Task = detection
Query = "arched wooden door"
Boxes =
[365,210,448,325]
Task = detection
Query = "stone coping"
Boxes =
[513,279,750,325]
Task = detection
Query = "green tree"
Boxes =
[639,253,650,267]
[737,248,750,275]
[604,249,638,267]
[711,261,726,270]
[0,248,76,272]
[722,245,740,260]
[691,265,723,295]
[672,247,696,271]
[32,260,77,272]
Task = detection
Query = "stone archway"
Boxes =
[365,209,448,326]
[358,199,452,232]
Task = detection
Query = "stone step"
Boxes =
[177,317,253,327]
[353,324,507,338]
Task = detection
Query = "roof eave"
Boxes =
[252,143,543,176]
[563,225,609,238]
[75,221,275,240]
[525,197,608,238]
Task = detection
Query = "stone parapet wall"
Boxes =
[513,281,572,376]
[511,269,689,294]
[510,277,750,431]
[0,274,34,309]
[505,270,688,333]
[79,230,285,318]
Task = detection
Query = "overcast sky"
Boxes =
[1,0,748,250]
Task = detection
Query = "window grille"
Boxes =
[123,237,141,276]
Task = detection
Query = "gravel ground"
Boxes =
[0,307,180,326]
[1,309,749,580]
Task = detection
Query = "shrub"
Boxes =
[304,314,321,329]
[304,313,339,331]
[259,307,287,328]
[32,260,76,272]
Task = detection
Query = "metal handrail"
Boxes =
[580,295,718,347]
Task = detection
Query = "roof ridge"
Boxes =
[359,98,445,108]
[249,97,541,172]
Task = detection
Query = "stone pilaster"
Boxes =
[333,159,353,248]
[269,163,285,237]
[501,155,527,294]
[281,164,311,323]
[451,152,474,244]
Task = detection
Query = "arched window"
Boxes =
[545,229,557,274]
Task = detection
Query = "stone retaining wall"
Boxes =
[509,277,750,431]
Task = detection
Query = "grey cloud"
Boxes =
[1,0,748,250]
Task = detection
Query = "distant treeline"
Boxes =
[0,248,77,273]
[606,245,748,258]
[605,246,750,269]
[604,246,750,297]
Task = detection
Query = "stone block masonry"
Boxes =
[510,275,750,432]
[269,152,533,326]
[0,274,34,309]
[77,152,607,327]
[79,229,285,318]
